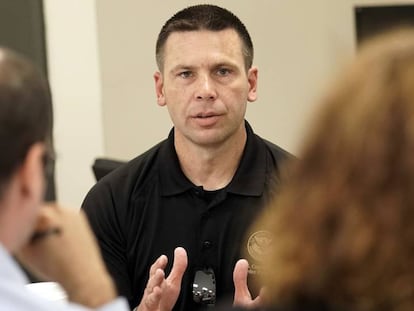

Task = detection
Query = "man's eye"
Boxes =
[179,71,192,78]
[217,68,231,76]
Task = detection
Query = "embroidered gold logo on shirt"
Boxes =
[247,230,272,261]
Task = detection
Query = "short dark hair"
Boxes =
[0,48,52,196]
[155,4,254,71]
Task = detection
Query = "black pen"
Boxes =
[30,227,62,243]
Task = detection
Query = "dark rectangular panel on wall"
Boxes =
[0,0,48,74]
[355,5,414,45]
[0,0,55,202]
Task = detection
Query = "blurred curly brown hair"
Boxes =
[253,28,414,311]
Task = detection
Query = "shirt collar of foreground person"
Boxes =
[0,244,130,310]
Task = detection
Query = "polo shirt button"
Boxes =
[202,240,212,249]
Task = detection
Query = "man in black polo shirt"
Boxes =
[82,4,291,311]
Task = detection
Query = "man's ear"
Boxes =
[247,66,258,103]
[18,143,45,198]
[154,71,166,106]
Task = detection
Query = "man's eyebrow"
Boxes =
[213,62,236,68]
[169,64,195,72]
[168,60,238,74]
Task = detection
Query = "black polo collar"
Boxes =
[159,121,267,197]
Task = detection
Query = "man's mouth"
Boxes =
[195,113,216,118]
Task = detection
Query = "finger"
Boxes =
[19,207,61,254]
[30,203,67,238]
[145,269,165,295]
[233,259,251,305]
[30,227,62,244]
[233,259,249,294]
[144,270,164,307]
[252,286,267,307]
[144,286,162,310]
[247,287,266,309]
[137,269,164,311]
[149,254,168,278]
[42,201,60,209]
[166,247,188,284]
[32,206,57,231]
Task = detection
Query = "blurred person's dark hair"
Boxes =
[0,48,52,198]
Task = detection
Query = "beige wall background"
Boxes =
[44,0,414,207]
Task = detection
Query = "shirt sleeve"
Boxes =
[65,297,129,311]
[94,297,130,311]
[81,180,134,308]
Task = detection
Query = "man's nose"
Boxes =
[195,74,217,101]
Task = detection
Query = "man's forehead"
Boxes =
[163,29,244,61]
[165,28,241,43]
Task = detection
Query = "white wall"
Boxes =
[43,0,104,207]
[96,0,335,159]
[44,0,414,207]
[97,0,414,160]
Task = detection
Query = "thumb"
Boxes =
[233,259,251,305]
[167,247,188,285]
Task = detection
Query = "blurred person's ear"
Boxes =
[4,143,46,252]
[18,143,46,203]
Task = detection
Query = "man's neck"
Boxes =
[175,130,247,191]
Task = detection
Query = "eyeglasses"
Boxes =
[42,149,55,178]
[192,268,216,306]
